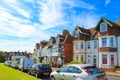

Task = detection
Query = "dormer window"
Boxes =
[75,30,80,38]
[100,22,107,32]
[56,37,59,44]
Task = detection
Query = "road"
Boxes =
[39,76,120,80]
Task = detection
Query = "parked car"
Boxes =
[28,63,52,78]
[4,60,12,66]
[18,58,34,71]
[50,64,108,80]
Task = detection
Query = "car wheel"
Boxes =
[50,76,56,80]
[35,73,39,78]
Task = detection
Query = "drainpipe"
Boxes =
[116,36,119,67]
[85,41,86,63]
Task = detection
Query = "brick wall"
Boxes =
[64,44,73,63]
[99,47,117,52]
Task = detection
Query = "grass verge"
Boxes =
[0,63,39,80]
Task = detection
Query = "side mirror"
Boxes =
[56,70,60,73]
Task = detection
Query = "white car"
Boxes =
[50,64,108,80]
[4,60,12,66]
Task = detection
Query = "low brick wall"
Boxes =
[100,67,116,72]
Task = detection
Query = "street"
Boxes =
[38,75,120,80]
[107,76,120,80]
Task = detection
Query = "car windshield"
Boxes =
[38,64,50,69]
[84,66,103,74]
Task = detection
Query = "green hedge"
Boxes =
[67,61,83,64]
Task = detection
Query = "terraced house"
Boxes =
[73,18,120,71]
[34,30,74,67]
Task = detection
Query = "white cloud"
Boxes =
[72,12,100,28]
[0,0,100,52]
[4,0,31,18]
[63,0,96,10]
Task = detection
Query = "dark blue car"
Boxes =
[28,63,52,78]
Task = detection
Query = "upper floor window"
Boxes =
[75,42,79,50]
[94,40,98,49]
[110,37,114,47]
[102,37,107,47]
[81,42,84,49]
[75,30,80,38]
[87,42,90,49]
[100,22,107,32]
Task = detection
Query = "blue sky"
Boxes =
[0,0,120,52]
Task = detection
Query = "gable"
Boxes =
[95,18,113,30]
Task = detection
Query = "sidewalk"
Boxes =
[106,71,120,77]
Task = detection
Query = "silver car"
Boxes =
[50,64,108,80]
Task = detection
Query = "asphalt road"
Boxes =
[39,76,120,80]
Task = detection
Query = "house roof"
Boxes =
[87,27,99,39]
[73,26,91,36]
[115,20,120,26]
[95,17,120,30]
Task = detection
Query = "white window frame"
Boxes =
[56,37,59,44]
[81,42,84,49]
[102,37,107,47]
[100,22,107,32]
[75,42,79,50]
[75,30,80,38]
[94,40,97,49]
[87,42,90,49]
[110,37,114,47]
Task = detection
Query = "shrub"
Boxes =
[0,51,6,62]
[67,61,83,64]
[39,56,44,63]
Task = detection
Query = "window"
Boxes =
[102,55,107,64]
[100,22,107,32]
[81,55,83,62]
[87,42,90,49]
[59,66,68,72]
[102,38,107,47]
[81,42,84,49]
[75,42,78,49]
[75,30,80,38]
[68,66,82,73]
[87,55,91,63]
[93,55,97,65]
[56,37,59,44]
[110,37,114,47]
[76,55,78,61]
[94,41,97,49]
[84,66,103,74]
[111,55,114,64]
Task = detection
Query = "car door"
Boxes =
[64,66,84,80]
[55,66,69,80]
